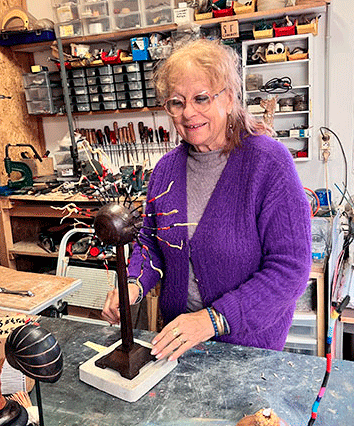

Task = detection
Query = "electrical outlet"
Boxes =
[319,133,331,160]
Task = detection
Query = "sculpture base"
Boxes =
[79,339,178,402]
[95,341,155,380]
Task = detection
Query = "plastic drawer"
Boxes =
[69,86,88,96]
[113,63,140,74]
[58,21,83,38]
[67,77,86,87]
[143,6,173,26]
[71,94,90,104]
[146,97,158,107]
[87,75,114,85]
[71,103,90,112]
[88,84,115,94]
[115,81,142,91]
[145,88,156,98]
[27,99,64,115]
[143,70,154,80]
[23,71,51,88]
[118,99,144,109]
[143,61,156,71]
[90,101,117,111]
[114,72,141,83]
[90,93,117,103]
[85,66,113,77]
[54,2,79,21]
[284,336,317,356]
[288,313,317,339]
[113,12,141,30]
[66,69,85,79]
[144,79,155,89]
[25,86,63,102]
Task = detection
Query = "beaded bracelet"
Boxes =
[206,306,219,337]
[127,278,144,305]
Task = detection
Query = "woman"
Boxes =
[102,39,312,362]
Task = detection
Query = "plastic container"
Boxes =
[88,84,116,94]
[58,21,83,37]
[0,30,55,46]
[273,21,296,37]
[283,336,317,356]
[213,8,233,18]
[253,25,273,40]
[70,86,88,96]
[131,37,150,61]
[26,99,64,115]
[115,81,143,91]
[67,77,86,87]
[85,65,113,77]
[86,75,114,85]
[90,93,117,103]
[67,69,85,79]
[111,0,141,29]
[288,313,317,339]
[71,103,90,112]
[148,45,172,60]
[118,99,144,109]
[233,0,255,14]
[71,94,90,104]
[24,86,63,102]
[55,2,79,21]
[141,0,174,26]
[114,72,141,83]
[245,74,263,91]
[90,101,117,111]
[311,217,330,261]
[23,71,51,88]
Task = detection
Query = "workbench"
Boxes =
[30,317,353,426]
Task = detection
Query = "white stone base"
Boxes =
[79,339,178,402]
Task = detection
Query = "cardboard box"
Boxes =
[21,157,54,178]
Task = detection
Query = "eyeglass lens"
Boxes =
[165,92,212,116]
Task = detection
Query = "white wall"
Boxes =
[26,0,354,203]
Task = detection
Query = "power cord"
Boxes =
[320,127,348,206]
[259,77,292,93]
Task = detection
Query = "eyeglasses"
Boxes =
[164,88,226,117]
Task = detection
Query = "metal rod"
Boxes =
[35,380,45,426]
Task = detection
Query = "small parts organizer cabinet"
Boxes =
[242,33,314,161]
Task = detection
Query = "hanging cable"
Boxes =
[320,127,348,206]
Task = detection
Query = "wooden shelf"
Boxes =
[10,241,58,258]
[41,106,164,118]
[10,1,329,53]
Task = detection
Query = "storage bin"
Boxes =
[266,47,289,63]
[85,66,113,77]
[67,77,86,87]
[55,2,79,21]
[144,79,155,89]
[26,99,64,115]
[58,21,83,37]
[67,69,85,79]
[148,45,172,60]
[141,0,174,26]
[23,71,51,88]
[88,84,116,94]
[253,25,273,40]
[79,0,109,19]
[70,86,88,96]
[287,51,308,61]
[273,21,296,37]
[71,103,90,112]
[131,37,150,61]
[245,74,263,91]
[113,12,141,30]
[146,98,158,107]
[145,88,156,98]
[24,86,63,102]
[118,99,144,109]
[90,93,117,103]
[86,75,114,85]
[114,72,141,83]
[296,17,318,36]
[233,0,255,15]
[71,94,90,104]
[284,336,317,356]
[194,11,212,21]
[213,8,234,18]
[143,61,155,71]
[91,101,118,111]
[0,30,55,47]
[288,313,317,339]
[115,81,143,92]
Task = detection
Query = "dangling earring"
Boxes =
[226,113,234,140]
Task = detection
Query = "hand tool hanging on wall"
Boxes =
[138,121,146,163]
[128,122,139,162]
[113,121,124,164]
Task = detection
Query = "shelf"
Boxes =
[40,106,164,118]
[10,241,59,258]
[245,59,309,69]
[10,1,329,53]
[246,85,310,94]
[253,110,310,116]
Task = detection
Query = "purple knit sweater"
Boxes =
[128,134,312,351]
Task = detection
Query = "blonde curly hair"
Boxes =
[154,38,272,152]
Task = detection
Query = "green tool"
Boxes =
[4,143,42,189]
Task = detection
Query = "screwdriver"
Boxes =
[138,121,146,162]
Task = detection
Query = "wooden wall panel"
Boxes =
[0,0,45,186]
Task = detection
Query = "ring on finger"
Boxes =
[176,336,184,346]
[172,327,180,337]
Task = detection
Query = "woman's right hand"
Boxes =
[101,284,140,325]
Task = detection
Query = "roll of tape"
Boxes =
[267,42,275,55]
[275,42,285,54]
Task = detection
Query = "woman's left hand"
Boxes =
[150,309,215,361]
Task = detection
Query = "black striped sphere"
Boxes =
[5,323,63,383]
